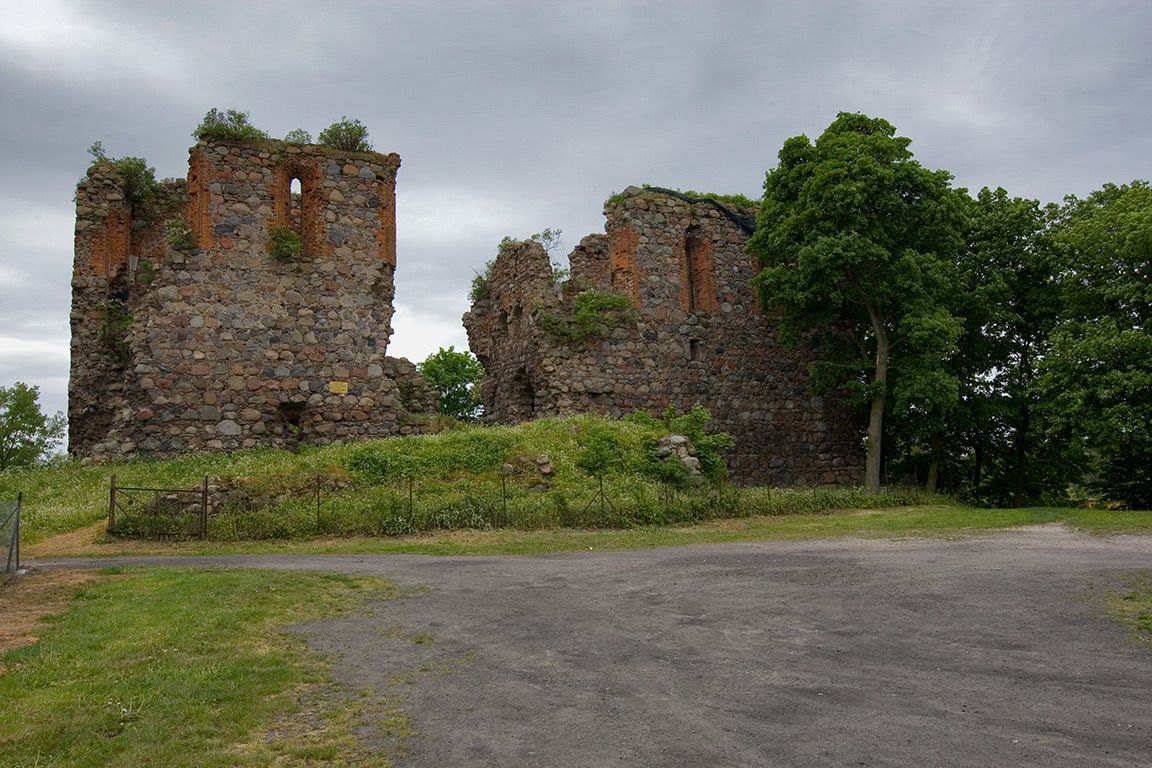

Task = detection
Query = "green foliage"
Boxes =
[86,141,159,212]
[575,422,626,477]
[0,568,391,766]
[674,188,759,209]
[163,217,194,251]
[748,112,967,492]
[469,260,495,302]
[469,239,519,303]
[530,228,569,283]
[192,108,269,141]
[1038,181,1152,507]
[101,299,133,363]
[932,187,1063,506]
[537,289,637,343]
[267,225,303,262]
[0,382,65,471]
[317,116,372,152]
[136,260,156,286]
[283,128,313,144]
[418,346,484,421]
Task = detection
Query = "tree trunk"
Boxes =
[973,437,984,500]
[926,430,941,493]
[1011,405,1031,508]
[864,301,889,494]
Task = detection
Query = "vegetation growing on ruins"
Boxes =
[469,260,495,302]
[192,108,269,141]
[283,128,313,144]
[267,225,304,262]
[317,116,372,152]
[99,299,133,363]
[163,217,194,251]
[84,141,158,213]
[536,289,637,343]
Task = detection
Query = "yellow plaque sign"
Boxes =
[328,381,349,395]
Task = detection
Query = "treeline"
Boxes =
[750,113,1150,508]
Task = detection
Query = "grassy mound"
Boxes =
[2,415,930,542]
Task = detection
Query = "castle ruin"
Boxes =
[464,186,864,485]
[69,137,433,460]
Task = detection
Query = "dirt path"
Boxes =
[30,528,1152,767]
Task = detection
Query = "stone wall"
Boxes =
[70,137,434,461]
[464,186,864,485]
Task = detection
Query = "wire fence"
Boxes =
[2,493,22,576]
[107,475,210,540]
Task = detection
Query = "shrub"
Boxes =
[86,141,158,212]
[283,128,313,144]
[469,260,495,303]
[193,108,269,141]
[163,217,194,251]
[317,117,372,152]
[537,289,637,342]
[268,225,303,262]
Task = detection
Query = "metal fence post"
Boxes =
[15,492,21,572]
[109,474,117,530]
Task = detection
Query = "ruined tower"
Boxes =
[69,136,433,460]
[464,186,864,485]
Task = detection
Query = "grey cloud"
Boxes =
[0,0,1148,418]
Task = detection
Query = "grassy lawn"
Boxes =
[0,568,402,767]
[1,418,934,544]
[25,504,1152,559]
[1,417,1146,556]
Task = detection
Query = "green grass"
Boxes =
[0,568,400,767]
[4,415,1147,549]
[2,416,935,543]
[1104,571,1152,645]
[36,504,1152,559]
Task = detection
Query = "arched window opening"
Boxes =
[683,227,718,312]
[275,161,323,259]
[289,177,303,234]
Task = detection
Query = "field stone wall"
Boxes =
[464,186,864,485]
[69,137,434,461]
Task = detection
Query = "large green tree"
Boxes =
[1038,181,1152,507]
[949,188,1062,505]
[749,113,966,492]
[418,346,484,421]
[0,383,66,470]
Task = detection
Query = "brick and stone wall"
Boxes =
[70,137,434,461]
[464,186,864,485]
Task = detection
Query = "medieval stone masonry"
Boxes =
[69,137,434,460]
[464,186,864,485]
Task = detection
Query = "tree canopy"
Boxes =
[0,383,66,470]
[749,112,966,492]
[1037,181,1152,507]
[418,347,484,422]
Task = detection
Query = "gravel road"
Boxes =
[33,526,1152,766]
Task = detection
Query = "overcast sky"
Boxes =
[1,0,1149,423]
